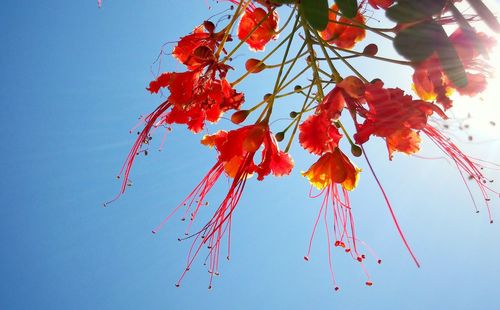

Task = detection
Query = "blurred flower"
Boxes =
[320,4,366,49]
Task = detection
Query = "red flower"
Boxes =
[172,22,224,70]
[203,123,294,180]
[299,78,370,156]
[320,4,366,49]
[367,0,394,10]
[147,64,244,133]
[237,6,279,51]
[299,87,345,155]
[299,114,343,156]
[151,123,293,288]
[412,28,494,109]
[353,81,445,159]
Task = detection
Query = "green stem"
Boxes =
[215,0,251,59]
[230,23,299,87]
[314,32,369,83]
[264,14,300,123]
[302,16,325,100]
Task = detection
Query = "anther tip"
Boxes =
[303,256,309,261]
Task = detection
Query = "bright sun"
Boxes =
[449,46,500,139]
[447,1,500,139]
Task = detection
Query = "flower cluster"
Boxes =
[106,0,499,290]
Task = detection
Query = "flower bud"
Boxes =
[245,58,266,73]
[203,20,215,33]
[362,43,378,56]
[275,131,285,142]
[289,111,298,118]
[294,85,302,92]
[351,144,362,157]
[231,110,250,124]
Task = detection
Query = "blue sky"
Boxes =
[0,1,499,309]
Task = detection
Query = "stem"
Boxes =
[313,31,369,83]
[215,0,251,59]
[309,25,341,83]
[284,85,317,152]
[302,16,325,100]
[266,51,308,68]
[264,14,300,122]
[277,40,307,90]
[230,25,299,87]
[276,4,297,34]
[325,44,412,66]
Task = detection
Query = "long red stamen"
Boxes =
[423,125,498,223]
[361,145,421,267]
[105,100,172,206]
[306,184,377,289]
[172,154,253,288]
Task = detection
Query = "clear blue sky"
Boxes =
[0,1,499,309]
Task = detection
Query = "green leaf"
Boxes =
[301,0,329,31]
[437,47,468,88]
[386,2,426,23]
[386,0,446,23]
[334,0,358,19]
[435,32,468,88]
[393,20,468,88]
[393,22,441,62]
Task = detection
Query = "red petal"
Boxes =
[237,8,279,52]
[299,115,341,155]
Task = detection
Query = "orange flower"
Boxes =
[302,148,360,191]
[320,4,366,49]
[385,127,421,158]
[303,149,379,290]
